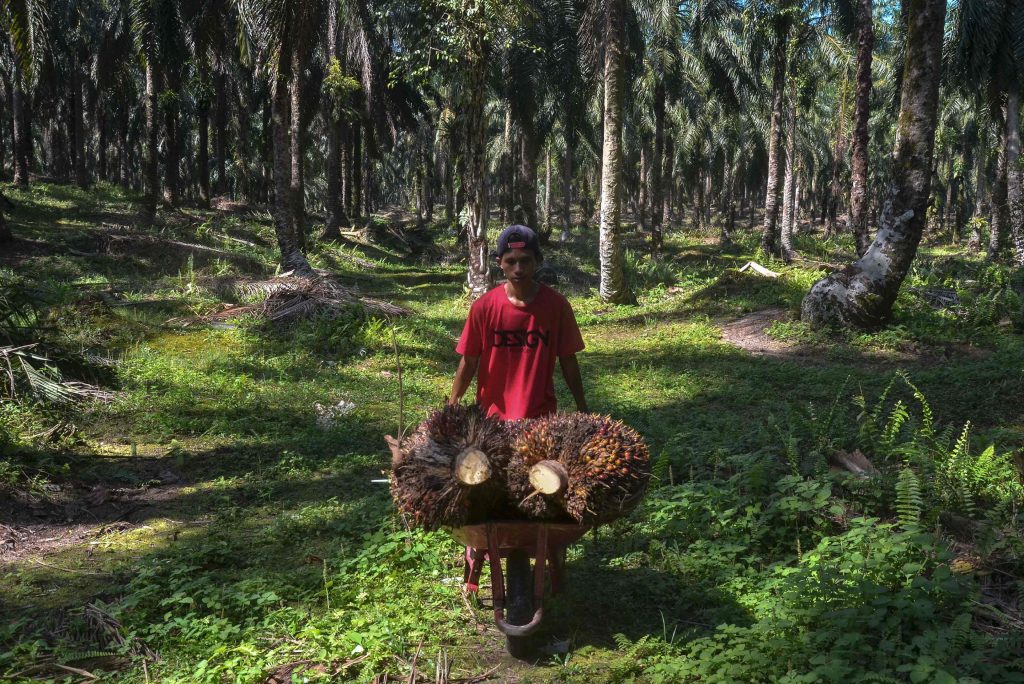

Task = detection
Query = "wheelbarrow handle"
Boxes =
[487,524,549,638]
[495,607,544,637]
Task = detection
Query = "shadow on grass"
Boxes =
[537,549,750,651]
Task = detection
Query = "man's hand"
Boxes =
[559,354,588,413]
[384,434,403,468]
[450,355,480,405]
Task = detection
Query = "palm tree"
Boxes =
[742,0,795,257]
[802,0,947,329]
[323,0,353,239]
[596,0,634,303]
[845,0,874,255]
[779,72,798,262]
[131,0,176,225]
[239,0,317,275]
[948,0,1024,262]
[2,0,46,239]
[4,0,45,190]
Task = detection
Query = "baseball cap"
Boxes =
[494,224,542,259]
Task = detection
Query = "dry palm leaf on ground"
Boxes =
[193,273,408,326]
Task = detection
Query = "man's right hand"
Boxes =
[450,354,480,406]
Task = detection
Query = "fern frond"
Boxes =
[896,467,923,530]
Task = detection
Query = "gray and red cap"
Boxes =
[494,224,542,259]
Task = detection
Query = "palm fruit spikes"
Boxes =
[508,413,651,525]
[389,403,517,530]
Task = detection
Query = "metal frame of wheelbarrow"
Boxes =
[450,522,590,638]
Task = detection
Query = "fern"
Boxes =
[900,371,934,441]
[881,399,910,453]
[936,423,978,517]
[896,467,923,530]
[59,649,119,663]
[651,449,672,485]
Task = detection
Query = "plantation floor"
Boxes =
[2,183,1023,683]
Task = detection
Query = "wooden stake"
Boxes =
[454,448,491,485]
[528,460,569,495]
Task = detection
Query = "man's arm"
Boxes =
[450,354,480,405]
[559,353,588,413]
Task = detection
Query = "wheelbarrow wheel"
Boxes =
[504,549,534,659]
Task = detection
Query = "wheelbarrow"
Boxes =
[450,521,590,658]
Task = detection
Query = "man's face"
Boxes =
[498,248,538,284]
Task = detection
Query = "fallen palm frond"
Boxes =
[0,345,115,404]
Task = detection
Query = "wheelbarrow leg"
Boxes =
[487,525,548,660]
[463,547,486,594]
[549,545,567,595]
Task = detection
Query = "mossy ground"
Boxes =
[2,183,1022,682]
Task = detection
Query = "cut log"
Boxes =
[528,460,569,495]
[828,449,878,478]
[454,448,491,485]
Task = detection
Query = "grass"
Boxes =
[1,184,1023,682]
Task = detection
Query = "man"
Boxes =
[450,224,587,419]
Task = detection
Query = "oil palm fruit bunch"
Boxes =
[508,413,650,524]
[389,403,518,530]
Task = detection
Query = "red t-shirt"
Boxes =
[456,284,584,420]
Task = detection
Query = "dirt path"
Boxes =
[718,308,992,366]
[718,307,806,358]
[0,462,185,564]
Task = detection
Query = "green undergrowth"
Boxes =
[1,186,1023,682]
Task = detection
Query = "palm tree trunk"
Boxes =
[425,130,435,223]
[353,120,363,219]
[849,0,874,256]
[0,97,6,181]
[517,125,540,231]
[11,65,30,189]
[119,108,131,188]
[543,144,552,237]
[662,133,674,230]
[945,155,958,241]
[502,108,514,222]
[780,76,798,263]
[271,55,314,276]
[445,129,456,226]
[0,201,10,242]
[141,59,159,224]
[214,70,228,195]
[290,48,306,251]
[598,0,633,304]
[235,87,253,203]
[638,144,648,233]
[802,0,946,329]
[968,146,986,253]
[1007,86,1024,265]
[464,22,491,300]
[761,29,789,256]
[324,4,348,240]
[561,129,574,241]
[651,81,665,251]
[325,117,349,238]
[989,132,1007,259]
[163,95,180,205]
[71,56,88,189]
[98,111,107,182]
[198,99,210,208]
[721,149,735,246]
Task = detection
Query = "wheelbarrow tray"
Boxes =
[450,520,589,552]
